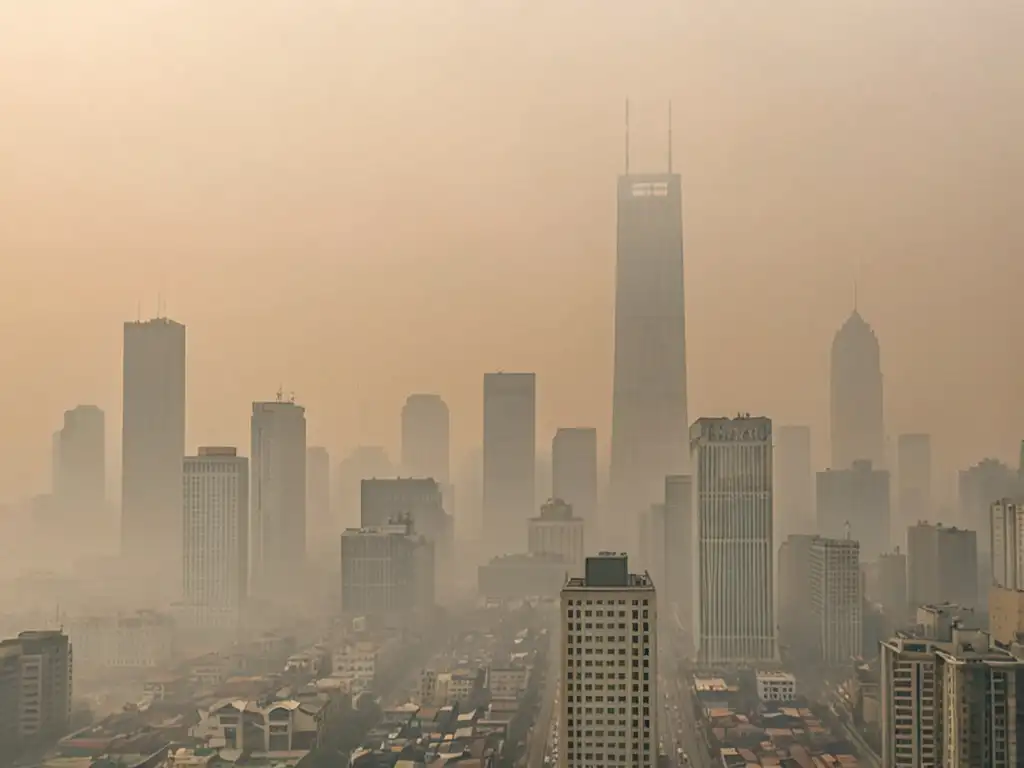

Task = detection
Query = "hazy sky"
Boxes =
[1,0,1022,500]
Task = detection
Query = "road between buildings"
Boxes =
[527,616,561,767]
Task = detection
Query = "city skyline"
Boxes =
[4,5,1024,499]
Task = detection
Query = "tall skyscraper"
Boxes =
[829,309,884,470]
[897,433,932,531]
[482,372,536,556]
[182,447,248,630]
[251,400,307,595]
[609,163,689,541]
[774,425,814,542]
[692,416,775,664]
[305,446,331,556]
[551,427,598,536]
[809,537,862,664]
[401,394,450,484]
[121,317,186,593]
[559,553,657,768]
[777,533,818,658]
[817,460,891,560]
[54,405,105,517]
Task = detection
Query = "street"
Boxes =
[658,631,712,768]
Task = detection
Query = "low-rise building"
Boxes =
[755,671,796,702]
[66,611,174,674]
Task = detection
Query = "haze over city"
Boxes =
[2,0,1023,500]
[2,3,1024,768]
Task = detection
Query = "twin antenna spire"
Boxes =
[624,98,674,175]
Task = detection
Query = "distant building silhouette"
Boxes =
[401,394,450,485]
[907,522,978,610]
[817,460,891,560]
[120,317,186,597]
[609,169,689,544]
[305,446,331,557]
[250,400,307,597]
[897,433,933,533]
[958,458,1021,555]
[334,446,395,531]
[482,372,536,557]
[54,405,106,554]
[830,309,885,470]
[774,425,814,544]
[551,428,597,538]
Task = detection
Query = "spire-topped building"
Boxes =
[830,306,884,470]
[608,102,689,540]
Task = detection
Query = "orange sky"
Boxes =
[0,0,1022,501]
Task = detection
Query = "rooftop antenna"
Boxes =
[667,100,673,173]
[276,386,284,402]
[624,98,631,176]
[844,520,851,540]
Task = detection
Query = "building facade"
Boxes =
[881,617,1024,767]
[482,372,536,557]
[121,317,186,595]
[528,498,584,576]
[692,416,775,664]
[663,474,694,633]
[609,170,689,546]
[809,537,862,664]
[341,523,433,619]
[991,498,1024,591]
[551,427,598,539]
[183,447,249,630]
[559,553,658,768]
[251,400,307,595]
[54,404,105,521]
[777,533,818,658]
[8,631,72,746]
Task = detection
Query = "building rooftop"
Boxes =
[564,553,652,590]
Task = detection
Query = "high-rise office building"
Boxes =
[182,447,248,630]
[527,498,584,576]
[551,428,598,537]
[559,553,657,768]
[401,394,450,484]
[305,446,331,556]
[830,309,884,471]
[896,434,932,532]
[907,522,978,610]
[0,641,20,757]
[881,608,1024,768]
[609,164,689,543]
[341,522,434,621]
[809,537,862,664]
[774,425,814,543]
[663,474,694,630]
[959,458,1021,554]
[817,460,890,560]
[876,549,909,629]
[121,317,186,594]
[482,372,536,556]
[250,400,307,595]
[692,416,775,664]
[54,405,105,517]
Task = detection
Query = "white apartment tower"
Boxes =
[559,553,657,768]
[692,416,775,664]
[183,447,249,629]
[251,399,307,595]
[809,537,862,664]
